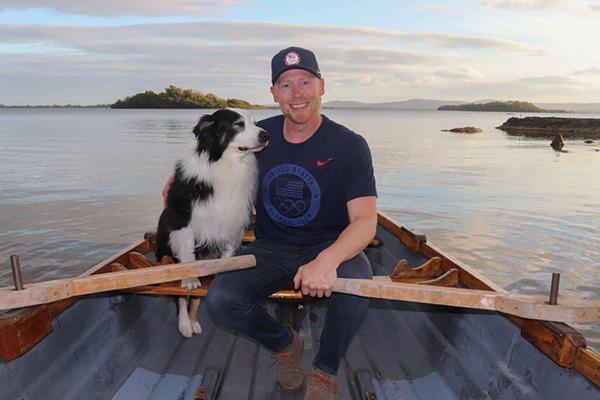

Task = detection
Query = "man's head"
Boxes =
[270,47,325,128]
[271,46,321,85]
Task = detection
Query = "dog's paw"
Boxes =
[178,321,193,338]
[181,277,201,290]
[191,321,202,335]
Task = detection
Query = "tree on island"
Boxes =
[111,85,264,109]
[438,100,566,113]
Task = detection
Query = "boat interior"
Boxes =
[1,216,599,399]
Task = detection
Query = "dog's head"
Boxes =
[192,109,269,162]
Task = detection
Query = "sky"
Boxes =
[1,0,600,106]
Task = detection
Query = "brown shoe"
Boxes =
[304,368,342,399]
[269,326,304,392]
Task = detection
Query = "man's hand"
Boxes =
[162,173,175,208]
[292,196,377,298]
[293,255,338,298]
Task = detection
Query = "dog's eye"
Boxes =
[234,121,245,128]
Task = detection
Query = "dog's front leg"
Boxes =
[178,297,194,337]
[169,228,201,289]
[188,297,202,335]
[220,244,237,259]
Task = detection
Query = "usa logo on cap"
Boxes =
[284,51,301,66]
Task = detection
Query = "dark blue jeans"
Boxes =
[205,238,372,375]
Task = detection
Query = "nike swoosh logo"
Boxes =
[317,157,336,167]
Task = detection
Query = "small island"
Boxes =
[438,100,566,113]
[111,85,265,109]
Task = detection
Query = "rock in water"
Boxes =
[442,126,483,133]
[551,134,565,151]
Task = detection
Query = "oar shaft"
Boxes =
[332,278,600,323]
[0,255,256,311]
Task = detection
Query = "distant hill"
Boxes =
[111,85,265,109]
[537,102,600,113]
[323,99,466,110]
[322,101,370,109]
[438,101,567,113]
[321,99,600,113]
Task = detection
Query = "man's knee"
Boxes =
[205,274,251,321]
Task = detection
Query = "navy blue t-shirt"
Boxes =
[255,114,377,245]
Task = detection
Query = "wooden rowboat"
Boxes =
[0,212,599,399]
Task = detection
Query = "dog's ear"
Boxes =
[193,114,214,138]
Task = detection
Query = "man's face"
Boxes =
[270,69,325,126]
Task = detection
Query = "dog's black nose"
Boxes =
[259,130,270,144]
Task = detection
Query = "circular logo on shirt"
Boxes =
[262,164,321,227]
[284,51,301,66]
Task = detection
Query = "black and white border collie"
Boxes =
[156,108,269,337]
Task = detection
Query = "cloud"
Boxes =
[425,0,600,13]
[571,66,600,76]
[483,0,600,12]
[0,20,541,54]
[0,0,248,17]
[435,76,600,103]
[519,74,586,86]
[433,67,483,81]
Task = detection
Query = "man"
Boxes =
[166,46,377,399]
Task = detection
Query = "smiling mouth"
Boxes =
[290,102,309,109]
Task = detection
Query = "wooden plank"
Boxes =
[331,278,600,323]
[574,347,600,387]
[0,256,256,311]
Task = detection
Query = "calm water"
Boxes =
[1,107,599,346]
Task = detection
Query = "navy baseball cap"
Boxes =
[271,46,321,85]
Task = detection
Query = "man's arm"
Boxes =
[293,196,377,298]
[162,173,176,208]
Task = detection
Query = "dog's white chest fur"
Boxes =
[182,146,258,250]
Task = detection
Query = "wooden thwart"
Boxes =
[332,278,600,323]
[0,255,256,311]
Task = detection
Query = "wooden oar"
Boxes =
[0,255,255,311]
[332,278,600,323]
